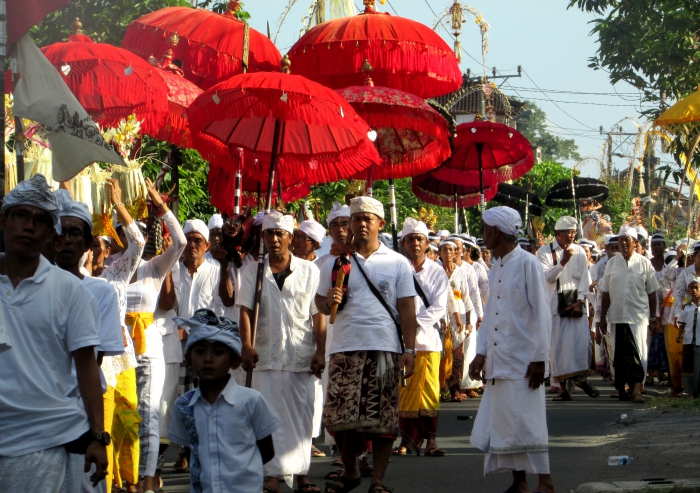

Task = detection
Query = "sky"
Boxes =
[244,0,661,179]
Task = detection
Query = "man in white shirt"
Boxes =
[463,236,489,303]
[594,234,619,385]
[396,218,449,456]
[600,224,659,404]
[316,197,417,493]
[468,206,555,493]
[537,216,596,402]
[0,174,107,492]
[239,211,325,493]
[293,219,327,264]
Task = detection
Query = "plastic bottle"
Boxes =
[608,456,633,466]
[620,414,628,420]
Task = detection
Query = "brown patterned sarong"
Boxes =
[323,350,401,436]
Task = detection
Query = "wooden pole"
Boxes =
[477,142,485,214]
[245,118,282,388]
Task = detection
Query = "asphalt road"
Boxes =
[160,375,660,493]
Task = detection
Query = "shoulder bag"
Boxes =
[551,242,584,318]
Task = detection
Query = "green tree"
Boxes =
[600,179,633,230]
[515,102,582,162]
[515,160,572,235]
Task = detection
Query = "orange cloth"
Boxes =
[664,324,684,390]
[439,327,453,387]
[125,312,154,356]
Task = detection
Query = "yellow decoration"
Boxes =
[416,206,438,230]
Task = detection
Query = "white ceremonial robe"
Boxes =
[537,242,591,381]
[459,261,483,390]
[470,246,551,475]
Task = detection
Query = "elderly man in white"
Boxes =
[468,206,555,493]
[537,216,597,402]
[600,224,659,404]
[238,211,326,493]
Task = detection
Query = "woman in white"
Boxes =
[125,186,186,493]
[439,240,473,401]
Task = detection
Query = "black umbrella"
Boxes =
[545,176,608,206]
[495,183,543,218]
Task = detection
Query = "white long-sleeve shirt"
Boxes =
[536,241,590,316]
[458,260,483,319]
[476,246,551,380]
[471,260,489,303]
[412,258,449,352]
[447,265,474,316]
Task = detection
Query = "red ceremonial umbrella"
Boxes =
[122,2,281,90]
[336,62,451,248]
[431,120,534,212]
[412,169,497,232]
[41,33,169,135]
[187,56,379,386]
[146,40,203,148]
[288,0,461,99]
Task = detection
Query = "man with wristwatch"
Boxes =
[316,196,417,493]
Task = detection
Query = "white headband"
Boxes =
[483,206,521,237]
[183,219,210,241]
[262,210,294,234]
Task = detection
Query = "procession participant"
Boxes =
[437,229,451,240]
[0,174,108,492]
[537,216,596,402]
[439,239,473,402]
[579,239,600,375]
[636,225,650,258]
[648,233,671,387]
[126,191,186,493]
[600,224,659,404]
[676,276,700,397]
[448,234,483,397]
[395,218,449,456]
[169,309,280,493]
[208,213,224,250]
[463,236,489,303]
[427,242,439,261]
[293,219,327,263]
[468,206,555,493]
[594,235,619,389]
[92,236,113,275]
[238,211,325,493]
[479,240,492,269]
[661,245,687,395]
[673,243,700,332]
[93,179,146,493]
[316,196,418,493]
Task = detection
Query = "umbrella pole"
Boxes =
[246,118,282,388]
[366,166,373,197]
[454,192,458,233]
[11,50,24,183]
[570,171,582,238]
[463,208,470,236]
[477,143,485,214]
[524,192,529,226]
[389,175,398,252]
[234,149,243,215]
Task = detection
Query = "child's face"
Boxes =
[186,341,241,381]
[690,282,700,301]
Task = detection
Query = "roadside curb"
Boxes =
[573,479,700,492]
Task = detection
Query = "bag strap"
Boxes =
[551,241,562,293]
[351,253,405,351]
[413,277,431,309]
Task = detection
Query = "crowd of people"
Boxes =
[0,173,695,493]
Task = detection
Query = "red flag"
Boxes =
[7,0,71,48]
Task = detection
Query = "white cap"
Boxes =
[326,201,351,225]
[439,240,457,249]
[636,225,648,240]
[437,229,450,238]
[604,234,618,245]
[483,206,521,236]
[262,210,294,234]
[400,217,430,239]
[618,224,638,240]
[253,211,266,226]
[555,216,578,231]
[184,219,210,241]
[208,214,223,230]
[297,219,326,244]
[56,189,93,230]
[349,196,384,219]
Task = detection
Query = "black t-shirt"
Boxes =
[272,265,292,291]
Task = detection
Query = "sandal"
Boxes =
[552,392,572,401]
[263,488,280,493]
[324,469,344,481]
[577,382,600,398]
[440,390,451,402]
[360,464,374,477]
[424,447,446,457]
[173,458,189,473]
[466,390,479,398]
[312,445,326,457]
[368,484,393,493]
[297,483,321,493]
[632,394,645,404]
[391,447,408,455]
[331,458,344,467]
[324,475,362,493]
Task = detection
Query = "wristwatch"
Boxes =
[403,348,417,357]
[91,431,111,446]
[650,317,658,323]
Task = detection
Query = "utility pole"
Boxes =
[463,66,522,122]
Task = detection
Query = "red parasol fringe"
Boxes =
[411,181,498,209]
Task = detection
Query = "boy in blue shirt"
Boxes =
[169,309,279,493]
[677,276,700,398]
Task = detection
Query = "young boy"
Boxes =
[677,276,700,398]
[169,309,280,492]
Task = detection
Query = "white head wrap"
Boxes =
[691,276,700,286]
[350,196,384,219]
[297,219,326,244]
[326,201,351,225]
[555,216,578,231]
[665,249,677,260]
[483,206,521,237]
[429,243,438,252]
[1,173,60,229]
[636,225,649,240]
[437,229,450,238]
[55,189,93,230]
[253,211,266,226]
[578,239,596,249]
[651,233,665,243]
[439,240,457,249]
[517,237,531,246]
[604,234,618,245]
[448,234,463,244]
[183,219,210,241]
[618,224,638,240]
[400,217,429,239]
[262,210,294,234]
[174,309,242,356]
[208,214,223,230]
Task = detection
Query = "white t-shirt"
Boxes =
[0,255,99,457]
[317,243,416,354]
[679,302,700,345]
[83,276,124,356]
[599,252,659,326]
[413,258,449,352]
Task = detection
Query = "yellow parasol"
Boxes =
[655,86,700,233]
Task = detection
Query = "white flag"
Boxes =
[12,34,123,182]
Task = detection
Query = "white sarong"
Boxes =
[0,446,71,493]
[470,379,549,475]
[254,370,315,487]
[550,314,591,380]
[461,310,480,389]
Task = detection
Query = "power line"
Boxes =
[420,0,483,67]
[515,96,653,108]
[384,0,398,16]
[506,86,639,97]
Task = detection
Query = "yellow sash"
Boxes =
[125,312,154,356]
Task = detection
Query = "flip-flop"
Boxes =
[324,475,362,493]
[391,447,408,455]
[552,392,572,401]
[424,448,446,457]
